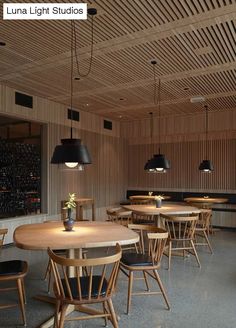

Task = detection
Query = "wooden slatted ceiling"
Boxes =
[0,0,235,121]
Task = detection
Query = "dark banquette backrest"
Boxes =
[125,190,236,210]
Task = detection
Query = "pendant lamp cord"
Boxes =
[73,14,95,77]
[152,62,161,155]
[205,104,208,159]
[70,13,96,139]
[70,20,74,139]
[149,112,153,155]
[158,78,161,155]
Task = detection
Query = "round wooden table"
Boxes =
[123,203,201,226]
[129,195,171,204]
[129,195,171,200]
[123,203,200,216]
[184,197,228,204]
[14,221,139,251]
[184,197,228,208]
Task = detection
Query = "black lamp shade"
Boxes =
[51,138,92,165]
[144,153,170,173]
[199,159,214,172]
[144,159,151,171]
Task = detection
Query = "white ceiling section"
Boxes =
[0,0,235,121]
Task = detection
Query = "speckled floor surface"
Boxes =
[0,229,236,328]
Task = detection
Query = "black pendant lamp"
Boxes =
[199,104,214,173]
[144,60,170,173]
[51,10,96,170]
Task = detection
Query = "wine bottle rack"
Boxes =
[0,139,41,218]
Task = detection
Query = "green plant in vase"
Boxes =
[63,192,76,231]
[154,195,164,208]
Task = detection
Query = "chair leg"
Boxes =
[54,300,61,328]
[102,301,108,327]
[58,304,68,328]
[47,265,52,293]
[107,298,119,328]
[190,240,201,268]
[143,270,150,291]
[43,259,52,293]
[168,241,172,270]
[114,267,120,292]
[43,259,51,280]
[21,279,27,304]
[127,271,134,314]
[17,278,26,326]
[153,270,171,310]
[203,230,213,254]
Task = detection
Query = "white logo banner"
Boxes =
[3,3,87,20]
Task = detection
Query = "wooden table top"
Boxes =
[123,203,201,216]
[129,195,171,200]
[62,198,94,204]
[184,197,228,204]
[14,221,139,251]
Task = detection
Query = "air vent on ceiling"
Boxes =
[15,92,33,109]
[104,120,112,130]
[68,109,80,122]
[190,96,206,103]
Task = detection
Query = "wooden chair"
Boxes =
[0,228,28,326]
[48,244,122,328]
[194,210,213,253]
[161,214,201,270]
[106,208,132,226]
[43,221,88,293]
[130,199,151,205]
[0,228,8,249]
[119,224,170,314]
[131,212,155,225]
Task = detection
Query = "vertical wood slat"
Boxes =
[128,138,236,192]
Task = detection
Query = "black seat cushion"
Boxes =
[121,253,153,267]
[0,260,25,275]
[62,275,108,299]
[133,219,154,224]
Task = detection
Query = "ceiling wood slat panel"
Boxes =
[0,0,235,121]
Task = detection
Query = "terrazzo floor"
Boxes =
[0,229,236,328]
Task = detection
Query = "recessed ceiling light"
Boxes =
[148,58,160,65]
[0,42,6,46]
[87,8,97,15]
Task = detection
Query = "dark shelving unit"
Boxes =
[0,139,41,218]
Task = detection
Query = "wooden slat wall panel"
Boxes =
[121,110,236,142]
[0,84,127,220]
[128,138,236,192]
[123,110,236,192]
[0,84,121,137]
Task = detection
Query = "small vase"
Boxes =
[156,199,162,208]
[63,208,74,231]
